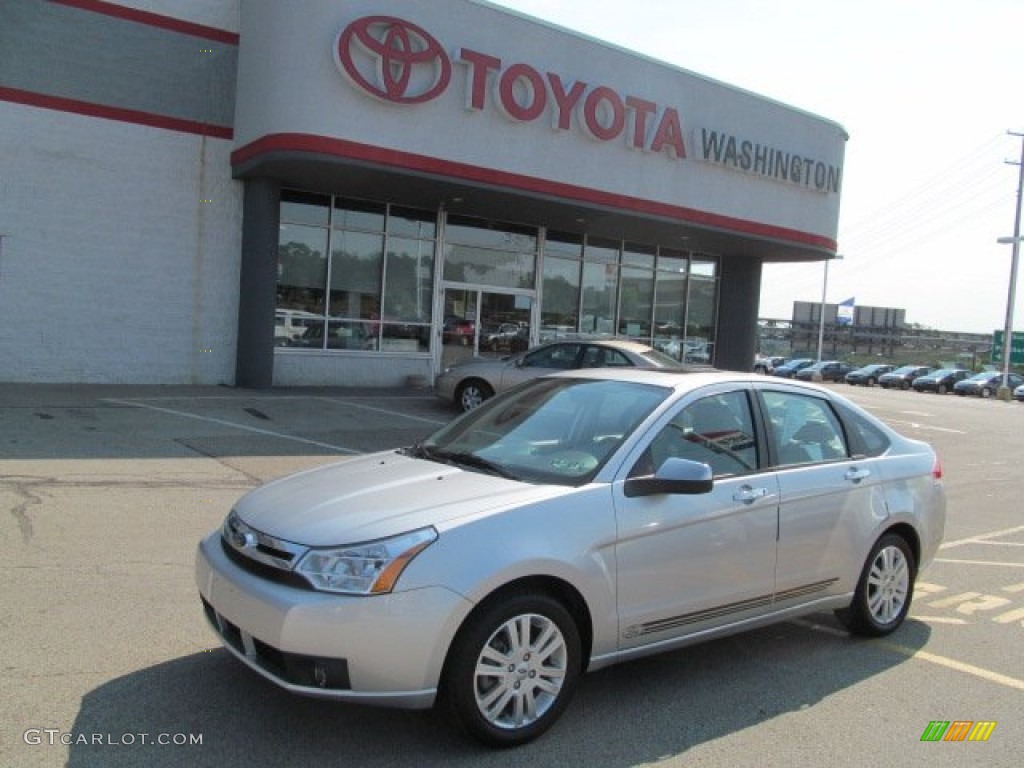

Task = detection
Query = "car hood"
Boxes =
[233,451,563,546]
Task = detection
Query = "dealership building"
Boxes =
[0,0,847,386]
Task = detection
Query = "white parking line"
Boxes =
[940,525,1024,549]
[316,397,450,427]
[883,419,966,435]
[105,399,362,454]
[934,559,1024,568]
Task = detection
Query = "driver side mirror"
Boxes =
[624,457,714,497]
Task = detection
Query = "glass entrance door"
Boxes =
[440,288,532,371]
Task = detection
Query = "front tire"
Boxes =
[836,533,916,637]
[937,384,947,395]
[440,593,582,747]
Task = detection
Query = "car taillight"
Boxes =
[932,455,943,480]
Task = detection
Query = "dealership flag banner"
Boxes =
[836,297,855,326]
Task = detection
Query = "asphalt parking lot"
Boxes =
[1,381,1021,767]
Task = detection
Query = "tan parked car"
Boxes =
[435,338,685,411]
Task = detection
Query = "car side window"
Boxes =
[580,346,632,368]
[762,391,849,466]
[632,390,758,478]
[833,403,890,457]
[523,344,580,369]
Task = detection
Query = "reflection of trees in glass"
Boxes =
[383,245,434,322]
[278,241,326,290]
[541,274,579,329]
[619,268,654,334]
[687,276,717,340]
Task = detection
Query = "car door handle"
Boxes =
[845,467,871,483]
[733,485,770,503]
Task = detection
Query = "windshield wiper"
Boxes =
[404,444,519,480]
[428,449,520,480]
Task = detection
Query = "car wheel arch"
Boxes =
[443,575,594,678]
[837,527,919,637]
[879,522,921,568]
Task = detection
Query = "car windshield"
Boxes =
[928,369,954,377]
[889,366,918,375]
[966,372,994,381]
[414,377,670,486]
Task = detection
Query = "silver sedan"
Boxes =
[196,370,945,747]
[435,338,684,411]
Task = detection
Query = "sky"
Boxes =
[489,0,1023,334]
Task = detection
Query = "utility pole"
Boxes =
[996,131,1024,401]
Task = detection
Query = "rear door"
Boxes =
[759,387,887,603]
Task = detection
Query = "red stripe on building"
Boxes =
[49,0,239,45]
[0,87,233,139]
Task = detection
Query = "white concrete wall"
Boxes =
[0,104,242,383]
[273,351,433,387]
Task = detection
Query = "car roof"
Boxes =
[544,337,657,353]
[545,366,834,395]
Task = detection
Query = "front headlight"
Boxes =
[296,527,437,595]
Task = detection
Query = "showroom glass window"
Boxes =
[443,215,536,289]
[618,243,655,340]
[581,237,619,335]
[685,257,719,363]
[541,232,582,339]
[276,191,436,353]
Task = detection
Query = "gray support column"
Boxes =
[714,257,762,373]
[235,178,281,388]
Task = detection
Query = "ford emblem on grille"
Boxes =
[232,530,257,549]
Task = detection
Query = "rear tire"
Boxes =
[836,533,916,637]
[456,380,494,412]
[440,593,582,747]
[937,384,947,395]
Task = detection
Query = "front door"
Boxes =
[612,387,780,648]
[440,287,533,372]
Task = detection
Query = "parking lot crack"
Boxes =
[7,477,45,544]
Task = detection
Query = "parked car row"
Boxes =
[757,357,1024,400]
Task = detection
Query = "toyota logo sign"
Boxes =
[335,16,451,104]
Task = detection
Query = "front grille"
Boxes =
[221,537,313,591]
[200,595,351,690]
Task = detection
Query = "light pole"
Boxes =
[996,234,1022,400]
[996,132,1024,401]
[816,253,843,363]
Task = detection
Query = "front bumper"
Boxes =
[195,531,472,708]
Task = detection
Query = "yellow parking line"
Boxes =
[876,643,1024,692]
[791,619,1024,692]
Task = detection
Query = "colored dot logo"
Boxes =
[335,16,451,105]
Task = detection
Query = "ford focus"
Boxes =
[196,370,945,747]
